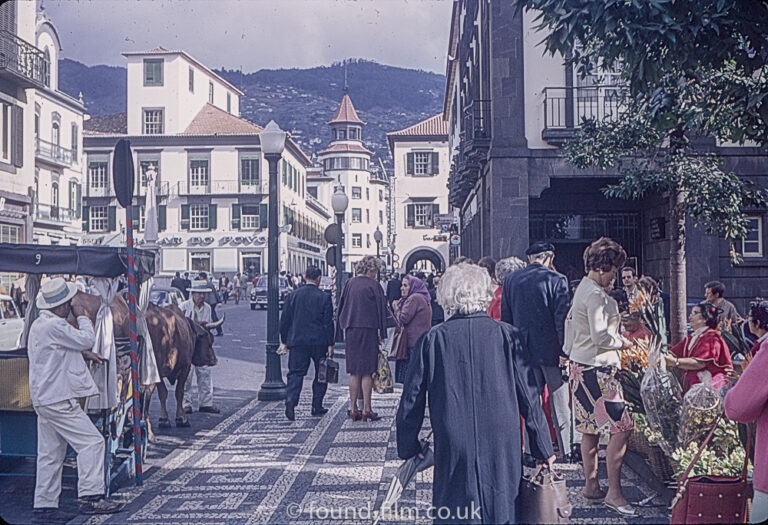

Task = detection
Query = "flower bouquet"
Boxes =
[677,371,723,448]
[640,344,683,455]
[671,419,748,479]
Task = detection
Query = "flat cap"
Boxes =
[525,241,555,256]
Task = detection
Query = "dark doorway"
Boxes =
[404,249,445,274]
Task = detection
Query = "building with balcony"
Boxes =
[387,114,450,274]
[317,92,390,273]
[32,6,85,246]
[444,0,768,310]
[82,48,331,278]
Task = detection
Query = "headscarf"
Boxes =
[398,275,430,310]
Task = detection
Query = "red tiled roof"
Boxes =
[387,114,448,138]
[83,112,128,135]
[318,143,373,156]
[328,93,364,125]
[182,104,263,135]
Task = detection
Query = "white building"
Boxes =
[82,48,331,278]
[317,93,389,273]
[387,114,451,273]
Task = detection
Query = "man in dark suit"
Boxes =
[501,242,573,460]
[280,266,334,421]
[171,272,186,295]
[386,273,402,305]
[181,272,192,300]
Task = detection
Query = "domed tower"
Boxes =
[319,92,388,272]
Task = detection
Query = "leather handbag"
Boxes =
[519,465,572,524]
[670,418,752,524]
[389,325,409,360]
[318,357,339,384]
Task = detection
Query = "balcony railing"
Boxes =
[137,181,170,197]
[543,85,627,130]
[0,30,48,88]
[305,193,329,215]
[35,203,77,222]
[175,180,263,195]
[462,99,491,144]
[36,137,74,167]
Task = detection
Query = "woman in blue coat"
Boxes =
[396,263,555,524]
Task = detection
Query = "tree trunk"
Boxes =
[668,187,687,345]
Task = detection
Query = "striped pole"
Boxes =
[125,204,143,485]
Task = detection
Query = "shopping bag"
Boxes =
[373,348,394,394]
[389,326,409,360]
[318,357,339,384]
[519,465,572,524]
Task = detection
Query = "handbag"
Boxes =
[373,347,394,394]
[318,357,339,384]
[670,417,752,524]
[519,464,572,524]
[389,325,409,360]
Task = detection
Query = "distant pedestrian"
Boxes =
[336,256,388,422]
[397,264,554,524]
[501,241,572,461]
[171,272,185,294]
[280,266,334,421]
[426,274,444,326]
[385,273,402,304]
[705,280,741,324]
[181,272,192,300]
[219,273,230,304]
[181,279,221,414]
[233,272,243,304]
[393,275,432,384]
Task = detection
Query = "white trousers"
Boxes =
[752,489,768,524]
[183,365,213,409]
[34,399,105,508]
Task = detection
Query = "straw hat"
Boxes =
[187,279,212,293]
[36,277,78,309]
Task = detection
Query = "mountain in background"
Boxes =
[58,58,446,169]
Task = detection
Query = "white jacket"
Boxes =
[27,310,98,407]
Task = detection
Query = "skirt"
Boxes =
[394,347,414,384]
[570,362,633,435]
[344,327,379,375]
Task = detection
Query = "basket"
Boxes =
[647,444,675,481]
[627,429,650,458]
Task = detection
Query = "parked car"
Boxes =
[149,286,186,308]
[250,276,292,310]
[319,276,333,294]
[0,295,24,351]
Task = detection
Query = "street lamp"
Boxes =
[331,185,348,306]
[373,226,383,280]
[258,120,287,401]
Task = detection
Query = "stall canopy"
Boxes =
[0,243,155,280]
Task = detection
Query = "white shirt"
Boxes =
[27,310,98,407]
[180,299,212,324]
[564,277,624,367]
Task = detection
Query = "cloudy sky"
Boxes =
[44,0,453,74]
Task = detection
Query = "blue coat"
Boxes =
[279,284,334,348]
[500,262,570,367]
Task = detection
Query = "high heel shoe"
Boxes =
[347,409,362,421]
[361,410,381,422]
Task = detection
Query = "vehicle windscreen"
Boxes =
[256,277,288,288]
[0,299,19,319]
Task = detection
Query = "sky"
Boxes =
[44,0,453,74]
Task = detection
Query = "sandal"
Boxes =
[347,409,362,421]
[604,502,637,517]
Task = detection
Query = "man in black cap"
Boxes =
[501,241,574,461]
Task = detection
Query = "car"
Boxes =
[0,295,24,351]
[250,276,292,310]
[149,286,186,307]
[319,276,333,294]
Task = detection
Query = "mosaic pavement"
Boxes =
[69,384,670,525]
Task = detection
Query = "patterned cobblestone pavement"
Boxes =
[64,384,670,525]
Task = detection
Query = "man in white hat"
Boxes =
[181,279,220,414]
[27,277,124,519]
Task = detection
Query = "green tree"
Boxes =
[517,0,768,343]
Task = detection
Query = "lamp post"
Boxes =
[257,121,287,401]
[373,226,383,280]
[331,185,348,306]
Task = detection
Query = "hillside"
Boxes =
[59,58,445,168]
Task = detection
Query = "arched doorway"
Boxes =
[403,247,446,274]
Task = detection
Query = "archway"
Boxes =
[403,247,446,274]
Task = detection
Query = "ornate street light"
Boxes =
[258,120,287,401]
[373,226,383,280]
[331,185,348,305]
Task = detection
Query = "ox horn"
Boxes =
[206,313,225,330]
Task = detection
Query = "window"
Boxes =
[0,224,20,243]
[241,205,259,229]
[366,188,370,200]
[190,159,209,189]
[351,186,362,199]
[42,48,51,87]
[143,109,164,134]
[240,154,260,187]
[742,216,763,257]
[190,204,209,230]
[349,128,358,140]
[190,252,211,273]
[88,160,108,189]
[414,152,430,175]
[366,209,370,223]
[227,93,231,113]
[90,205,108,232]
[208,81,214,104]
[34,112,39,137]
[406,151,439,176]
[379,210,383,224]
[69,180,80,217]
[136,205,145,231]
[51,122,60,146]
[143,59,164,86]
[406,203,439,228]
[50,182,59,219]
[351,233,362,248]
[71,123,78,158]
[351,208,362,223]
[188,66,194,92]
[367,234,371,248]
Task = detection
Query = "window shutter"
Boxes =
[431,152,440,174]
[406,153,414,175]
[231,203,241,230]
[82,206,90,232]
[208,204,217,230]
[430,204,440,227]
[107,206,116,231]
[259,203,268,229]
[75,183,82,218]
[12,105,23,168]
[181,204,190,230]
[158,205,166,231]
[406,204,415,227]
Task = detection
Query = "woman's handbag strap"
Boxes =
[741,422,752,481]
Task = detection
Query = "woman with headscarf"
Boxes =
[393,275,432,384]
